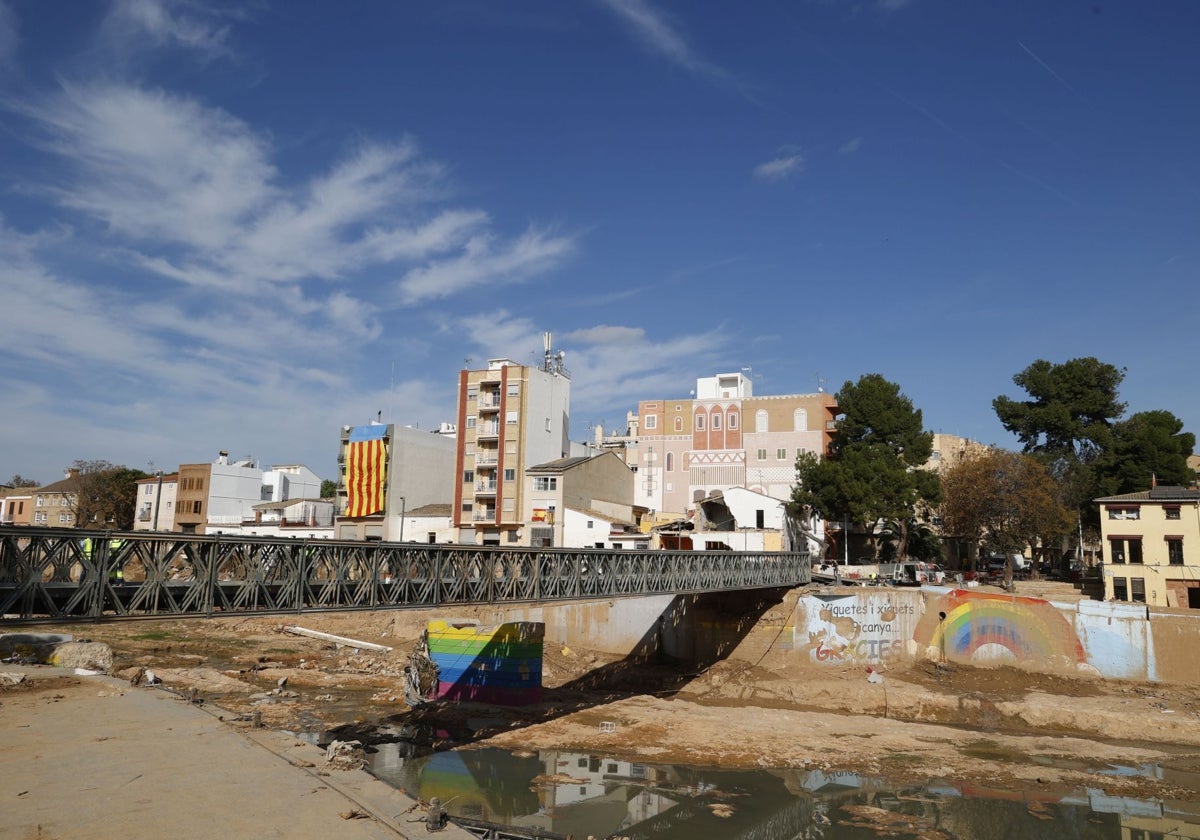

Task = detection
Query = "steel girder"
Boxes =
[0,526,809,623]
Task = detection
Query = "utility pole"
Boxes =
[152,470,164,531]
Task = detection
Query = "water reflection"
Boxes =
[366,746,1200,839]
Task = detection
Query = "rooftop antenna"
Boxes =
[815,373,826,393]
[541,331,568,377]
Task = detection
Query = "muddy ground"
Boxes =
[8,597,1200,805]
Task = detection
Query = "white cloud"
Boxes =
[595,0,729,82]
[399,226,576,304]
[0,1,18,68]
[100,0,233,58]
[753,153,804,182]
[839,136,863,155]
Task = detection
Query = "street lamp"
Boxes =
[152,470,164,531]
[398,496,407,543]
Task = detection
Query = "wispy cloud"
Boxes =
[838,136,862,155]
[100,0,234,59]
[878,0,914,11]
[0,1,18,68]
[595,0,730,82]
[753,152,804,182]
[1017,40,1081,99]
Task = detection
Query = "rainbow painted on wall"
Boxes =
[916,590,1086,665]
[426,619,544,705]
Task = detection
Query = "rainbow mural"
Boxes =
[426,620,544,705]
[915,590,1086,666]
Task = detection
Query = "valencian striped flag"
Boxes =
[345,424,387,517]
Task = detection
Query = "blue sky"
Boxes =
[1,0,1197,485]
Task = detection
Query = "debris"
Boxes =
[50,642,114,674]
[867,668,885,685]
[74,668,104,677]
[708,804,735,818]
[339,809,371,820]
[324,739,367,771]
[599,721,616,733]
[0,672,26,686]
[130,668,161,687]
[283,626,392,653]
[277,676,288,689]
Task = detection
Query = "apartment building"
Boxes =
[334,423,457,541]
[630,372,838,518]
[525,451,637,548]
[27,471,79,528]
[0,488,33,526]
[1097,485,1200,608]
[453,349,571,545]
[132,473,178,531]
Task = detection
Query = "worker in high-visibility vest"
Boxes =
[107,538,124,582]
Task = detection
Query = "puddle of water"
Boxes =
[364,746,1200,840]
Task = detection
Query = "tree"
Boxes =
[993,358,1126,552]
[5,474,41,488]
[939,450,1073,579]
[1094,410,1196,496]
[320,479,337,499]
[64,460,148,530]
[791,374,942,560]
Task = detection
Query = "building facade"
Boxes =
[630,372,838,518]
[334,423,457,541]
[132,473,178,531]
[453,353,571,545]
[1097,486,1200,608]
[524,451,637,548]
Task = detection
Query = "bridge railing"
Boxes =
[0,526,809,622]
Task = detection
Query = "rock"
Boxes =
[51,642,114,674]
[324,739,366,771]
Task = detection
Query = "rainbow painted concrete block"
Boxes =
[426,620,544,706]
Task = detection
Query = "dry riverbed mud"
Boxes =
[9,605,1200,805]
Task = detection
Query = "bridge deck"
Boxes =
[0,527,809,623]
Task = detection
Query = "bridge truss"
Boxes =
[0,527,809,623]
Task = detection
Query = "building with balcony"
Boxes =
[132,473,178,532]
[334,423,456,541]
[454,344,571,545]
[525,451,638,548]
[0,488,33,526]
[1097,485,1200,608]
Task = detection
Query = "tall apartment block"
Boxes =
[453,337,571,545]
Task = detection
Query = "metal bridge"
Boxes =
[0,527,809,624]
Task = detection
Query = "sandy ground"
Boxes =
[7,594,1200,806]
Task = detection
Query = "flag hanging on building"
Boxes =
[345,424,387,518]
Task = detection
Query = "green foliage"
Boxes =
[791,374,941,559]
[66,460,148,530]
[992,357,1126,462]
[1095,410,1196,495]
[320,478,337,499]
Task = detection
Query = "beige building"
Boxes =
[1097,486,1200,608]
[0,488,33,526]
[453,349,571,545]
[28,471,79,528]
[524,451,638,548]
[132,473,178,531]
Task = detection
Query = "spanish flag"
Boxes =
[346,425,387,517]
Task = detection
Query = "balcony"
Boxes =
[472,511,496,522]
[477,395,501,411]
[137,509,152,521]
[476,424,500,439]
[474,454,497,467]
[474,480,497,495]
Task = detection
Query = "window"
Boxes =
[1107,506,1140,520]
[1166,506,1181,520]
[674,416,683,431]
[728,412,737,430]
[756,409,768,433]
[777,448,787,460]
[794,408,808,431]
[712,413,721,430]
[587,520,593,528]
[696,415,705,431]
[1168,538,1184,565]
[467,386,478,400]
[466,416,476,428]
[534,477,557,491]
[757,448,767,460]
[191,501,202,514]
[59,513,68,523]
[507,383,520,396]
[666,452,673,471]
[1113,577,1128,601]
[145,485,153,495]
[502,498,514,511]
[36,496,44,507]
[1130,577,1146,603]
[504,468,515,482]
[645,415,657,430]
[578,758,587,768]
[462,501,473,511]
[506,411,518,424]
[1130,539,1143,564]
[463,470,474,484]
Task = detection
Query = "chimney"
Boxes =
[218,450,229,466]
